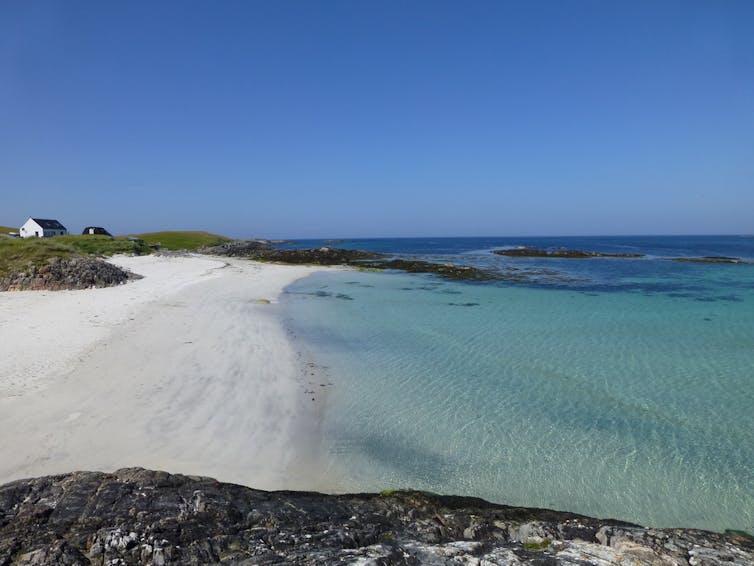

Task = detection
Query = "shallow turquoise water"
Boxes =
[282,240,754,532]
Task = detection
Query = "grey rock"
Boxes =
[0,257,140,292]
[201,240,275,257]
[1,468,752,565]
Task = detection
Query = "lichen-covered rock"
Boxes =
[0,257,139,291]
[0,469,751,565]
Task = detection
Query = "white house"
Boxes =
[19,218,68,238]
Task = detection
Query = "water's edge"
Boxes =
[278,238,754,533]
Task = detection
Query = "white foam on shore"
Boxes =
[0,255,329,490]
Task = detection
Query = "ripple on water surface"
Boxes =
[283,269,754,533]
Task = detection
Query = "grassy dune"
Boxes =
[56,235,153,256]
[1,230,230,279]
[131,231,230,250]
[0,236,151,277]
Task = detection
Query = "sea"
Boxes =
[279,236,754,533]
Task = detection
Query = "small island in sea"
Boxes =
[493,247,645,258]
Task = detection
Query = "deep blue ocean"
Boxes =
[280,236,754,532]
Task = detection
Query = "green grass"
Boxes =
[1,230,229,279]
[0,238,73,276]
[523,539,551,551]
[131,231,230,250]
[0,235,151,277]
[0,225,18,236]
[57,235,152,256]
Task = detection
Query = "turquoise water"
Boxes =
[281,237,754,532]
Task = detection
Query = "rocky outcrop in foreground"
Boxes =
[1,469,752,565]
[0,257,139,292]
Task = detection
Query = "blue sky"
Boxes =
[1,1,752,238]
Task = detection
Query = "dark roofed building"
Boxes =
[82,226,112,237]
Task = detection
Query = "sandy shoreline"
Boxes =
[0,254,331,490]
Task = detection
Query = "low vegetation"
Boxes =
[523,539,552,551]
[132,231,230,250]
[57,235,153,256]
[0,236,150,277]
[1,230,230,278]
[0,225,17,236]
[0,230,231,291]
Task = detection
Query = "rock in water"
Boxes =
[668,256,746,264]
[493,248,644,258]
[0,468,752,565]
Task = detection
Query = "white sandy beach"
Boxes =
[0,255,331,490]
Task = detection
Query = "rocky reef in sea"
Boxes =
[203,241,514,282]
[1,469,752,565]
[667,256,747,264]
[493,248,751,264]
[0,257,139,292]
[493,248,645,259]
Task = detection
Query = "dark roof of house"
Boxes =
[32,218,67,230]
[82,226,112,236]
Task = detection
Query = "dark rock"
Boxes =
[203,241,381,265]
[201,240,275,257]
[0,469,752,565]
[0,257,140,292]
[252,247,382,265]
[494,248,644,258]
[359,259,500,281]
[202,241,585,282]
[667,256,747,264]
[204,242,496,280]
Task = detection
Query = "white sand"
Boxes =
[0,255,331,490]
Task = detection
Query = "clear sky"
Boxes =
[1,1,752,238]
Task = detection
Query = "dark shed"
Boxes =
[82,226,112,236]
